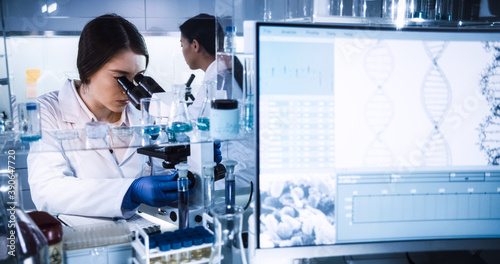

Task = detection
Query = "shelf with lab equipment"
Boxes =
[0,125,251,153]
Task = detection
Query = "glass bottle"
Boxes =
[167,84,193,134]
[202,162,216,213]
[18,102,42,142]
[175,163,190,230]
[222,160,238,207]
[1,170,49,263]
[210,99,239,140]
[197,81,214,132]
[211,205,247,264]
[224,26,236,54]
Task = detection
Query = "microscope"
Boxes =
[117,74,224,228]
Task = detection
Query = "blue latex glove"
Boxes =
[122,172,178,209]
[214,140,222,164]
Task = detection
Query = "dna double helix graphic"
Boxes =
[363,40,395,167]
[479,42,500,165]
[420,41,452,166]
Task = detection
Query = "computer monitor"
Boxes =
[255,22,500,262]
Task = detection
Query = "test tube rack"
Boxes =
[131,224,215,264]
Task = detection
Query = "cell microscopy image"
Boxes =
[259,175,335,248]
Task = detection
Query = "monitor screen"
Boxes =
[256,22,500,254]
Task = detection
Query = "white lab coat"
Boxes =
[188,61,255,190]
[27,79,166,218]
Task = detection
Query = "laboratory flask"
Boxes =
[197,81,215,132]
[167,84,193,134]
[211,205,247,264]
[1,172,49,263]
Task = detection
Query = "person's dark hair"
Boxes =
[77,14,149,84]
[179,13,224,56]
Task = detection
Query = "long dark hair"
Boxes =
[179,13,224,56]
[77,14,149,84]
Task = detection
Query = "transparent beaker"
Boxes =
[85,121,109,149]
[436,0,453,20]
[330,0,345,16]
[85,121,109,139]
[18,102,42,142]
[411,0,429,19]
[264,0,273,20]
[383,0,407,20]
[141,97,162,141]
[222,160,238,207]
[352,0,367,17]
[286,0,313,21]
[176,163,190,230]
[167,84,193,134]
[211,205,247,264]
[197,81,215,132]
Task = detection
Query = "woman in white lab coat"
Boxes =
[179,14,255,190]
[27,14,178,218]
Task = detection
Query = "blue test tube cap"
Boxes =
[159,241,172,252]
[184,228,196,235]
[202,232,215,244]
[171,239,182,250]
[173,229,184,235]
[194,226,207,233]
[192,236,203,246]
[162,231,175,239]
[182,237,193,248]
[148,238,157,249]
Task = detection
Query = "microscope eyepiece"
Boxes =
[116,74,165,110]
[134,73,145,84]
[136,74,165,94]
[117,76,135,92]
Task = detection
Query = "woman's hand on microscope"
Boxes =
[122,172,180,209]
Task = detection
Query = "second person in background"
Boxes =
[179,13,255,190]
